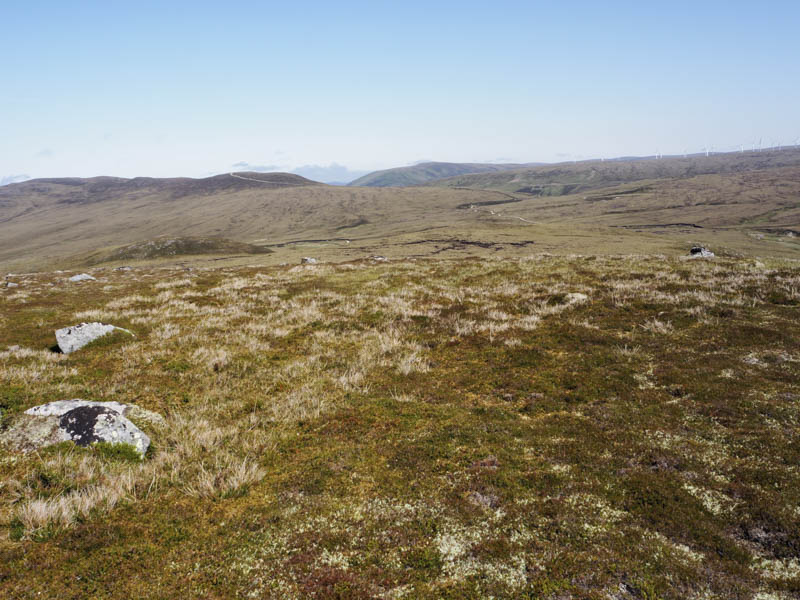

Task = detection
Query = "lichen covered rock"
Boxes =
[58,405,150,455]
[3,399,161,456]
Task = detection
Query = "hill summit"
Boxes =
[349,161,532,187]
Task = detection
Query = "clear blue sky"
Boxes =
[2,0,799,181]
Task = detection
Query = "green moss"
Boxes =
[92,442,143,462]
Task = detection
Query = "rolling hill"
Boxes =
[425,148,800,195]
[0,172,496,271]
[2,152,800,273]
[348,161,533,187]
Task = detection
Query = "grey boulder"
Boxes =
[689,246,715,259]
[300,257,318,264]
[55,322,134,354]
[58,405,150,455]
[2,399,162,456]
[68,273,96,282]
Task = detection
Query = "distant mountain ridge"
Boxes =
[423,148,800,195]
[0,172,319,205]
[348,161,537,187]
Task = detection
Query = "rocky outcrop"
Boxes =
[55,322,134,354]
[68,273,96,282]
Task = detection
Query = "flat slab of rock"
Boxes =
[25,399,164,427]
[55,322,133,354]
[3,400,163,456]
[68,273,96,282]
[26,399,129,417]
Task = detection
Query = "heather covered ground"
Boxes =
[1,254,799,598]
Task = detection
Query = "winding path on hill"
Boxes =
[452,187,537,224]
[229,173,306,186]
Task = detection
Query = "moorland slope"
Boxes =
[427,148,800,195]
[2,151,800,272]
[349,161,532,187]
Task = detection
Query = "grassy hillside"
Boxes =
[2,155,800,274]
[82,237,272,265]
[1,255,799,598]
[428,148,800,195]
[0,174,494,271]
[349,162,531,187]
[460,165,800,229]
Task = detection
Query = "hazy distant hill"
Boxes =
[0,172,317,207]
[3,152,800,271]
[426,148,800,195]
[0,171,491,270]
[349,161,532,187]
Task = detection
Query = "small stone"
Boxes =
[468,491,500,509]
[565,292,588,303]
[471,456,499,470]
[689,246,714,259]
[68,273,96,282]
[369,255,388,262]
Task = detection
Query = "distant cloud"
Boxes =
[290,163,369,184]
[231,162,281,172]
[0,174,31,186]
[35,148,54,159]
